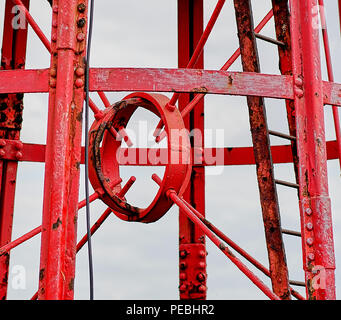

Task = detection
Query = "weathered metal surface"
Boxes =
[38,0,89,300]
[88,92,192,223]
[0,0,29,300]
[0,0,339,301]
[177,0,206,300]
[233,0,291,300]
[290,0,336,300]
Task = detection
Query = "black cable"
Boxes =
[84,0,95,300]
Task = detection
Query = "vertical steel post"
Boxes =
[233,0,291,299]
[290,0,336,300]
[271,0,299,183]
[38,0,88,300]
[177,0,206,300]
[0,0,29,300]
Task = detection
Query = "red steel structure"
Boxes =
[0,0,340,300]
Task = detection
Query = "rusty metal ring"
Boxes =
[88,92,192,223]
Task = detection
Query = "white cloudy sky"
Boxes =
[1,0,341,300]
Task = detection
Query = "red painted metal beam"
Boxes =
[0,0,30,300]
[177,0,206,300]
[4,139,339,166]
[38,0,88,300]
[290,0,336,300]
[2,67,341,107]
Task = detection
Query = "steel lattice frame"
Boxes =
[0,0,340,300]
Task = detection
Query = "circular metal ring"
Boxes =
[88,92,192,223]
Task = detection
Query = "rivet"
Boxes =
[198,262,205,269]
[198,250,206,258]
[0,150,5,158]
[51,33,57,42]
[49,78,57,88]
[179,273,187,280]
[306,238,314,246]
[308,253,315,261]
[306,222,313,231]
[75,78,84,88]
[75,67,85,77]
[197,272,206,282]
[305,208,312,215]
[294,76,303,87]
[14,141,23,151]
[0,140,6,147]
[198,285,206,293]
[77,33,86,42]
[294,88,304,98]
[179,250,187,259]
[77,18,86,28]
[52,20,58,28]
[179,284,187,293]
[52,5,58,13]
[77,3,86,13]
[15,152,23,160]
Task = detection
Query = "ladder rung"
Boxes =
[275,179,299,189]
[269,130,296,141]
[289,280,306,287]
[281,228,301,237]
[254,33,285,47]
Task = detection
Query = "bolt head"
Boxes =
[15,152,23,160]
[49,78,57,88]
[308,253,315,261]
[14,141,23,151]
[197,272,206,282]
[305,208,312,215]
[179,250,187,259]
[77,33,86,42]
[179,273,187,280]
[306,222,313,231]
[75,67,85,77]
[198,285,206,293]
[75,78,84,88]
[306,238,314,246]
[179,284,187,293]
[77,3,87,13]
[198,250,206,258]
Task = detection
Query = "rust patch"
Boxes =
[76,111,83,122]
[68,278,74,291]
[39,268,45,281]
[52,217,62,230]
[191,86,208,93]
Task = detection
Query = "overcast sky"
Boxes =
[1,0,341,300]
